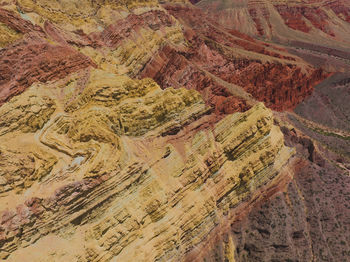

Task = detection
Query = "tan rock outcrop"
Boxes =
[0,69,293,261]
[1,1,343,261]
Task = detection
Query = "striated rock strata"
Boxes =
[195,118,350,261]
[0,68,294,261]
[153,3,329,111]
[0,0,329,113]
[197,0,350,48]
[0,0,348,261]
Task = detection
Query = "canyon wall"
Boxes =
[197,0,350,48]
[0,68,294,261]
[0,0,349,261]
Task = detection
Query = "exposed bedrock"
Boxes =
[0,8,95,107]
[0,1,347,261]
[0,39,95,106]
[0,2,329,113]
[142,4,330,112]
[0,69,295,261]
[195,119,350,262]
[196,0,350,47]
[139,44,250,114]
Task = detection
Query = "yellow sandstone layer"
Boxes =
[0,69,294,261]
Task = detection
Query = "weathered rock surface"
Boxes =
[0,6,95,106]
[197,0,350,48]
[196,118,350,262]
[155,3,329,111]
[0,38,95,106]
[0,67,294,261]
[0,0,348,261]
[0,0,328,112]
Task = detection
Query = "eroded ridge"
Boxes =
[0,69,293,261]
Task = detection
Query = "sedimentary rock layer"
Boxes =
[197,0,350,46]
[195,117,350,262]
[154,3,329,111]
[0,68,293,261]
[0,1,347,261]
[0,38,95,106]
[0,0,328,113]
[0,7,95,106]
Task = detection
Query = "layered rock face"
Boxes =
[141,4,328,112]
[194,117,350,261]
[197,0,350,48]
[0,0,328,113]
[0,0,349,261]
[0,67,294,261]
[0,8,96,106]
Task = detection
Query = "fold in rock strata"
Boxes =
[0,0,348,261]
[0,69,294,261]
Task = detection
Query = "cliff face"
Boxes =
[0,0,328,114]
[193,118,350,261]
[141,4,329,112]
[0,67,294,261]
[0,0,349,261]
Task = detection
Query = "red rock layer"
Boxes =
[0,8,43,35]
[140,45,249,114]
[95,10,176,49]
[275,5,311,33]
[326,0,350,23]
[0,39,95,106]
[247,1,272,36]
[0,8,95,106]
[216,63,327,111]
[154,4,329,112]
[248,8,265,36]
[303,7,335,36]
[275,4,335,36]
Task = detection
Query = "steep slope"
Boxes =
[190,119,350,261]
[0,68,294,261]
[192,1,350,261]
[0,0,349,261]
[197,0,350,47]
[141,3,329,111]
[196,0,350,74]
[0,0,328,113]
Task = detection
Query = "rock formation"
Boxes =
[0,67,294,261]
[0,0,349,261]
[197,0,350,47]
